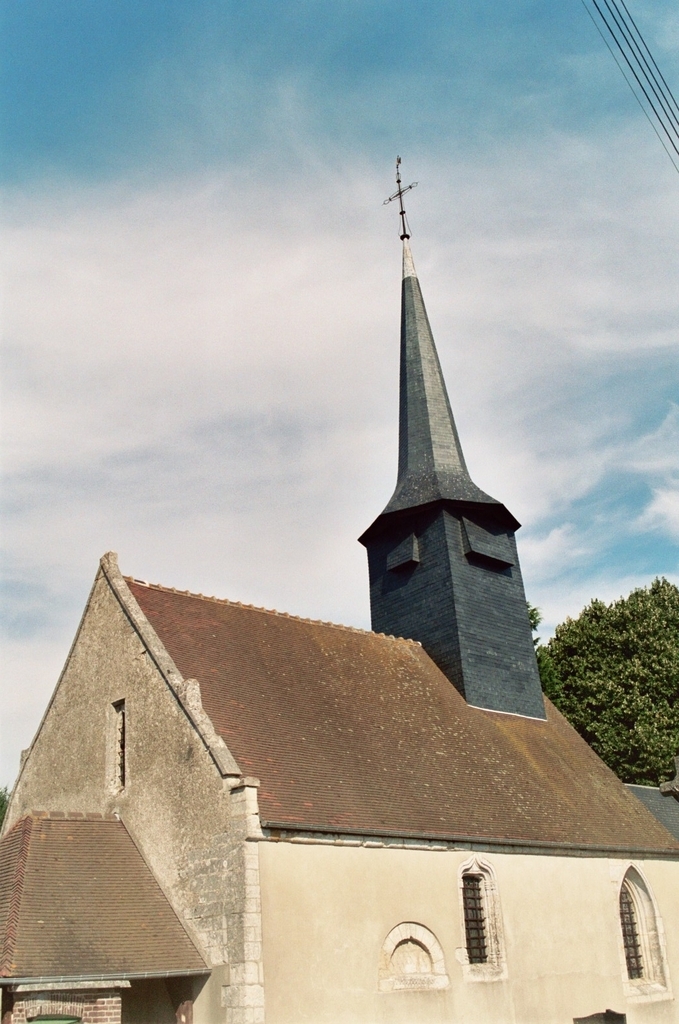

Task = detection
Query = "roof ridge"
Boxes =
[124,577,422,646]
[27,811,119,821]
[0,816,33,976]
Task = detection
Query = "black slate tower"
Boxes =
[359,237,545,719]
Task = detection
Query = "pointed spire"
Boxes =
[383,239,505,518]
[402,237,417,279]
[359,192,544,720]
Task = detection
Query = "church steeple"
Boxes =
[360,168,545,719]
[385,239,509,518]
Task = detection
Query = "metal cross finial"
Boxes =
[383,156,418,240]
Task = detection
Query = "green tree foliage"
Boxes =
[0,787,8,829]
[527,602,541,636]
[528,602,562,695]
[530,579,679,787]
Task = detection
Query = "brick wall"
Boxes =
[8,990,121,1024]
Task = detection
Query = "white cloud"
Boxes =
[528,568,679,641]
[626,404,679,477]
[517,524,590,580]
[637,486,679,541]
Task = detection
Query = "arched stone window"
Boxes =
[617,867,670,1000]
[378,922,449,992]
[456,856,507,982]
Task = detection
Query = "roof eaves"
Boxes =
[261,820,679,859]
[359,498,521,545]
[101,553,241,779]
[0,968,211,988]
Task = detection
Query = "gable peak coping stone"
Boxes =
[100,553,241,778]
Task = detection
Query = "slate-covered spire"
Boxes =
[360,215,545,720]
[385,240,504,517]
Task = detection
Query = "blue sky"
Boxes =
[2,0,679,785]
[3,0,663,181]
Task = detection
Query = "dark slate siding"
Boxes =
[361,242,543,718]
[366,506,545,719]
[445,512,545,719]
[627,786,679,841]
[368,507,463,695]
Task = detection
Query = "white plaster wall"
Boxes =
[258,840,679,1024]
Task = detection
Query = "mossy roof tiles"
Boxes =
[127,580,679,854]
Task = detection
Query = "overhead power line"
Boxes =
[580,0,679,175]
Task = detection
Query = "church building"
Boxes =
[2,206,679,1024]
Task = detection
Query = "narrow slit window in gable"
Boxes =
[113,699,126,790]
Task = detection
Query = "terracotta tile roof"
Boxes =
[128,580,679,853]
[0,814,207,979]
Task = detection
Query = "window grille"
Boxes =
[620,883,643,979]
[113,700,126,789]
[462,873,487,964]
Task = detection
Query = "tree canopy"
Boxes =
[531,578,679,787]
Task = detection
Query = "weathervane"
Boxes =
[383,156,418,239]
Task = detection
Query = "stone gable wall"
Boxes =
[3,568,254,979]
